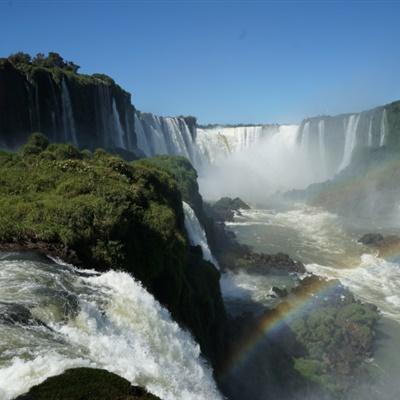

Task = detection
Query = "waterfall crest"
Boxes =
[0,254,222,400]
[182,202,219,268]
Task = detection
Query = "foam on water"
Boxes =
[0,255,222,400]
[307,254,400,322]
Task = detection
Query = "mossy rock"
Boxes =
[15,368,160,400]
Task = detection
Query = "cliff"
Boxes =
[0,53,137,153]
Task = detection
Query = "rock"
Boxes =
[270,286,288,298]
[358,233,385,246]
[206,197,250,222]
[15,368,161,400]
[358,233,400,257]
[241,251,306,274]
[0,303,46,326]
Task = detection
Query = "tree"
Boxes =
[8,52,31,65]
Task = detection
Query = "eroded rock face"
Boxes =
[15,368,161,400]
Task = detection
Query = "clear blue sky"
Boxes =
[1,0,399,124]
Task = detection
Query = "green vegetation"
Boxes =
[289,295,379,397]
[0,52,135,151]
[1,52,117,86]
[135,155,203,213]
[0,134,225,365]
[16,368,160,400]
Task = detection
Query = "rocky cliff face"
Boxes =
[0,58,137,152]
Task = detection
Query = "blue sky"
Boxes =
[1,0,399,124]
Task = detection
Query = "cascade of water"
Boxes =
[134,113,152,156]
[195,125,279,168]
[61,80,78,146]
[367,117,373,147]
[111,98,126,149]
[337,114,360,172]
[47,75,61,141]
[182,202,219,269]
[164,118,191,158]
[34,84,41,132]
[300,121,311,153]
[380,109,388,147]
[135,113,204,167]
[0,254,222,400]
[318,120,327,178]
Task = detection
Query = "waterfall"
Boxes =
[337,114,360,172]
[300,121,311,152]
[112,98,125,148]
[0,253,222,400]
[380,108,388,147]
[318,120,327,179]
[195,125,280,166]
[134,113,152,156]
[135,113,202,166]
[61,80,78,146]
[182,202,219,269]
[368,118,373,147]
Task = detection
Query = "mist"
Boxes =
[198,125,325,204]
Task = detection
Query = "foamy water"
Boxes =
[227,206,400,321]
[0,253,222,400]
[307,254,400,322]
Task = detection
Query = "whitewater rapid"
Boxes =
[225,206,400,322]
[0,253,222,400]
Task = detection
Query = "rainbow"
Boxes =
[221,276,338,378]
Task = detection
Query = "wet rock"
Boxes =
[241,251,306,274]
[0,303,45,326]
[205,197,250,222]
[358,233,385,246]
[270,286,288,298]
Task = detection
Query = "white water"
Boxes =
[196,125,280,165]
[198,125,313,202]
[135,113,202,166]
[318,120,327,179]
[61,80,78,146]
[0,254,222,400]
[380,109,388,147]
[368,118,373,147]
[227,206,400,323]
[112,98,126,148]
[338,114,361,172]
[182,202,219,268]
[307,254,400,322]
